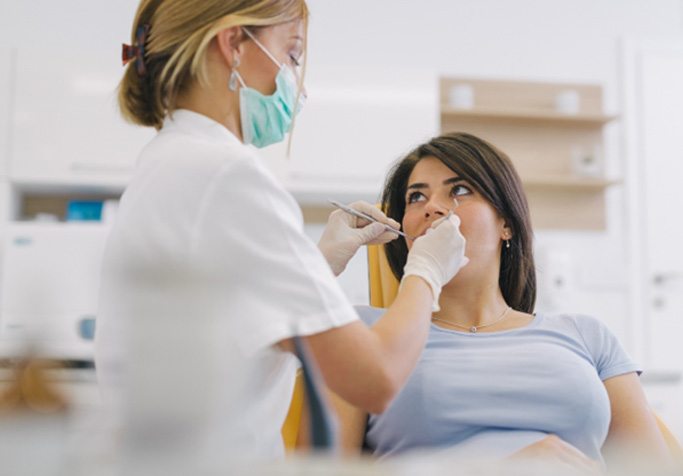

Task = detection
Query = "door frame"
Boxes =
[620,36,683,368]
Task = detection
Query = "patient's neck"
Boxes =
[434,276,509,329]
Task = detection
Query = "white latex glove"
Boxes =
[319,201,402,276]
[401,214,468,312]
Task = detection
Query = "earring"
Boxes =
[228,56,240,91]
[506,240,511,249]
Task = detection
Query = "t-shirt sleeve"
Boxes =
[354,305,385,327]
[573,315,642,380]
[196,156,359,354]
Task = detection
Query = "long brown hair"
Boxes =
[381,132,536,313]
[119,0,309,129]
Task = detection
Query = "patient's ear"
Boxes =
[501,220,513,241]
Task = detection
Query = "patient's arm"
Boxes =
[509,434,602,474]
[293,387,368,454]
[602,372,671,466]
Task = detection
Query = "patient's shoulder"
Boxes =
[545,313,610,338]
[353,305,385,327]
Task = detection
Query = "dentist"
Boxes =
[95,0,467,458]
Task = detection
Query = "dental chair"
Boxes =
[282,369,305,450]
[282,339,335,452]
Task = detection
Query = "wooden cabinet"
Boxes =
[440,78,619,230]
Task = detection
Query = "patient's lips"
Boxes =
[412,211,457,240]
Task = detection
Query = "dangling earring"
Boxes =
[505,239,511,249]
[229,56,241,92]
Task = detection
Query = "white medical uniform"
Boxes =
[95,109,358,460]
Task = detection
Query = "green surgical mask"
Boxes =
[233,29,305,148]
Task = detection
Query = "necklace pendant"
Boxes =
[469,326,478,333]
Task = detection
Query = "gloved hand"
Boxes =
[401,214,468,312]
[319,201,402,276]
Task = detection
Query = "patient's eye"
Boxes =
[450,184,472,198]
[406,191,426,204]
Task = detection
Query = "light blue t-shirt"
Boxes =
[355,306,640,462]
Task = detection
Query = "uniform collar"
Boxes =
[162,109,243,146]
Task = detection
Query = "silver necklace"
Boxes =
[432,306,511,333]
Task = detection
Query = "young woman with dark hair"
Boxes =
[333,132,669,472]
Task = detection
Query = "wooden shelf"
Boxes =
[439,77,618,230]
[289,186,379,207]
[522,175,621,190]
[10,175,129,195]
[441,107,617,126]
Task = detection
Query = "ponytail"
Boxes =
[117,0,308,130]
[118,0,165,129]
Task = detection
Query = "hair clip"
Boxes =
[122,24,151,76]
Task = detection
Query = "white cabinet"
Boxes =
[639,49,683,372]
[0,47,10,179]
[0,223,110,360]
[0,47,13,264]
[0,0,11,176]
[4,0,153,188]
[629,42,683,372]
[9,47,153,187]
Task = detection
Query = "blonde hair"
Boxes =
[119,0,308,129]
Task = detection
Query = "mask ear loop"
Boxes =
[228,56,246,92]
[242,27,284,68]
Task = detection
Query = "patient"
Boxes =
[330,132,670,471]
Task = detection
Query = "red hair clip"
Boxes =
[122,24,151,76]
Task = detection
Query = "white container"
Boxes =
[0,222,111,360]
[554,89,580,115]
[448,84,475,110]
[101,199,119,225]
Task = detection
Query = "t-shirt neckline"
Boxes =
[430,312,543,336]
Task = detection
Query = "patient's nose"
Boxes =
[424,196,452,219]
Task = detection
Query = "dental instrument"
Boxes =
[328,200,413,239]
